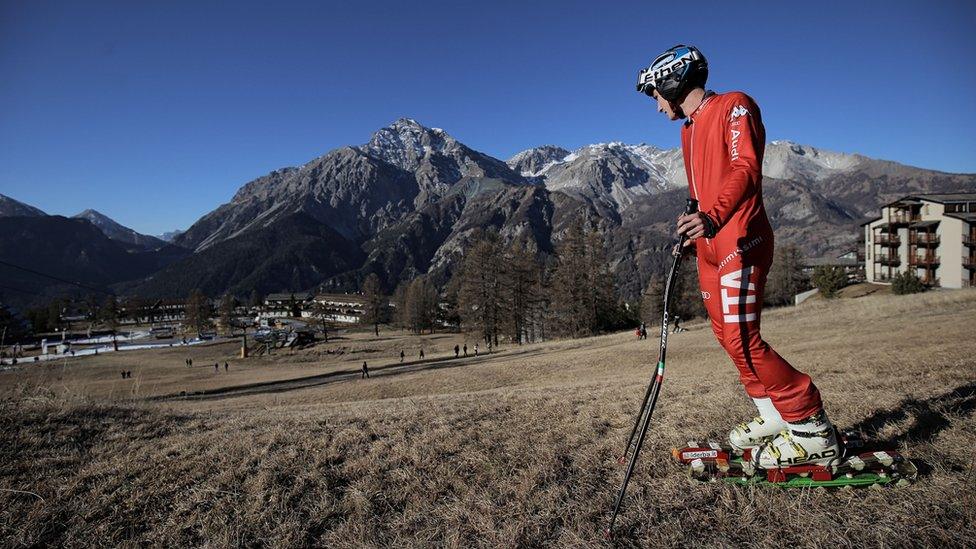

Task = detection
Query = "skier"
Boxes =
[637,45,838,468]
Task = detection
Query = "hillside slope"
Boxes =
[1,290,974,546]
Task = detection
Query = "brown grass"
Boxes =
[2,289,975,547]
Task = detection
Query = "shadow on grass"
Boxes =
[847,380,976,477]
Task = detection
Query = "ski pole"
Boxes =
[617,197,698,463]
[606,198,698,538]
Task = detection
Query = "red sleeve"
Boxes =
[703,94,765,229]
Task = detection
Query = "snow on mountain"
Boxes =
[511,140,875,208]
[509,142,686,212]
[764,141,863,181]
[360,118,522,185]
[158,230,184,242]
[507,145,570,178]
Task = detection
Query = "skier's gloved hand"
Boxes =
[676,212,718,245]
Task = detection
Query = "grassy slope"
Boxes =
[2,290,975,547]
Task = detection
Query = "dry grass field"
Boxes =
[2,287,975,547]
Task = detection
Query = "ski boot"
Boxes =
[728,397,787,455]
[752,410,841,469]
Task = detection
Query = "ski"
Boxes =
[671,435,916,488]
[671,431,865,465]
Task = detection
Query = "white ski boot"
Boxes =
[728,397,788,455]
[753,410,841,469]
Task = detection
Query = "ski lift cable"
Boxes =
[0,260,116,297]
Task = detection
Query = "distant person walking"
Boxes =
[672,316,683,334]
[474,343,479,357]
[419,348,425,360]
[224,362,229,371]
[361,361,370,379]
[454,344,460,358]
[214,363,219,372]
[400,350,405,363]
[121,370,126,379]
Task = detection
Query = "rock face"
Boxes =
[73,209,167,252]
[507,145,570,178]
[0,194,46,217]
[175,119,527,254]
[13,118,971,303]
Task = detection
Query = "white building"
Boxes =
[863,193,976,288]
[301,293,367,324]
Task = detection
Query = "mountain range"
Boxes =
[2,118,974,308]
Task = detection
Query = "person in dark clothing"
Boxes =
[463,344,468,357]
[400,350,405,363]
[224,362,228,371]
[121,370,126,379]
[361,361,370,379]
[419,348,425,359]
[672,316,682,334]
[214,363,219,372]
[454,344,460,358]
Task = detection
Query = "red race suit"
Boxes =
[681,91,822,421]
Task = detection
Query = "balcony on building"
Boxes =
[909,233,940,246]
[876,255,901,266]
[875,233,901,246]
[911,255,941,266]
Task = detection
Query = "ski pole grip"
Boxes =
[685,199,699,215]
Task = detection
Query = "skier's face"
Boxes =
[652,89,682,121]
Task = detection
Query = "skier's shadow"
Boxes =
[846,380,976,477]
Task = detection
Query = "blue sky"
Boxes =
[1,1,974,235]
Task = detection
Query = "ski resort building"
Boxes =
[261,293,313,319]
[302,293,366,324]
[863,193,976,288]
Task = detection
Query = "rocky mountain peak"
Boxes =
[764,141,863,180]
[362,118,457,172]
[507,145,571,177]
[73,208,166,251]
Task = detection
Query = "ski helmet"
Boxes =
[636,44,708,103]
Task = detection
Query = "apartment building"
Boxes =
[863,193,976,288]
